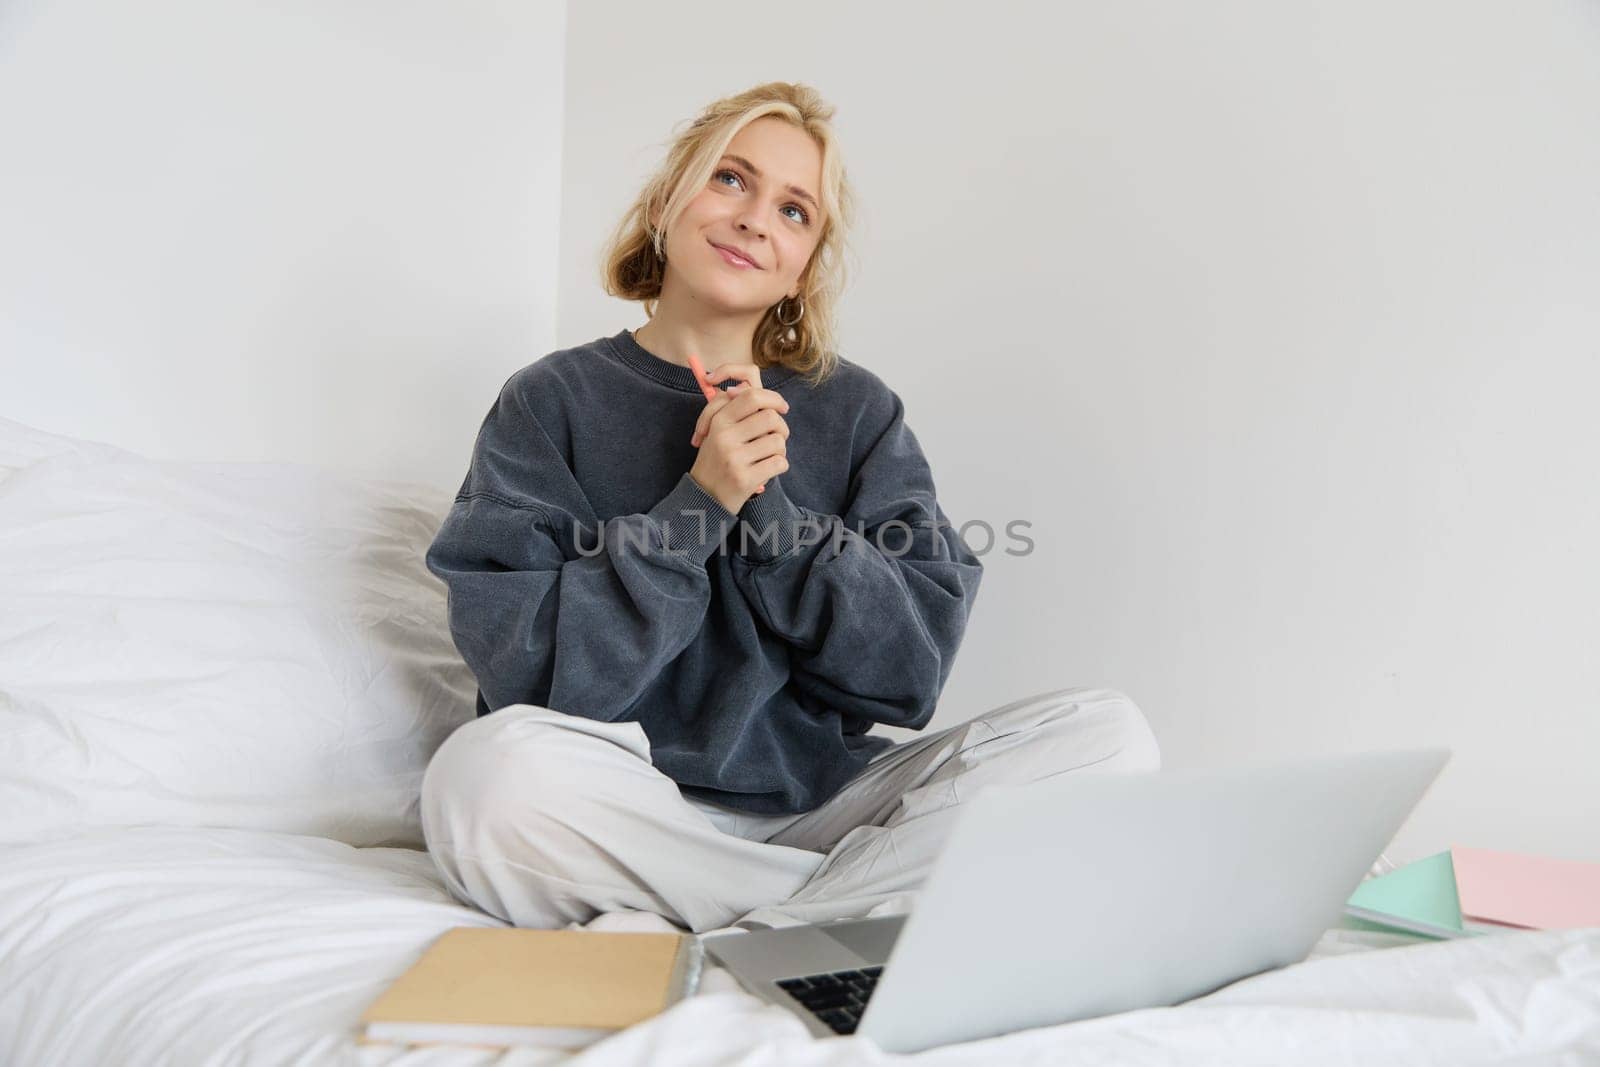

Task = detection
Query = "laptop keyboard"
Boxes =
[775,965,883,1035]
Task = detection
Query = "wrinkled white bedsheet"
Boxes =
[1,827,1596,1066]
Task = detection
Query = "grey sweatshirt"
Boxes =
[424,328,983,815]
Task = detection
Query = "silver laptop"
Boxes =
[701,747,1449,1053]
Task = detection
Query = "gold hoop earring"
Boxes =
[776,296,804,327]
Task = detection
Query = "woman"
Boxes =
[421,82,1159,934]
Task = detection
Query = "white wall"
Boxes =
[0,0,566,490]
[560,1,1600,863]
[3,1,1594,865]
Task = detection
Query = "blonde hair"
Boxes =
[599,82,858,388]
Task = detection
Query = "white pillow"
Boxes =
[0,415,476,848]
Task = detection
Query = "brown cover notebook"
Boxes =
[358,926,704,1050]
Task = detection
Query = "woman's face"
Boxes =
[662,116,826,317]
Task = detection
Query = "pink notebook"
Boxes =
[1451,846,1600,930]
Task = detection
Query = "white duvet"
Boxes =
[2,826,1596,1066]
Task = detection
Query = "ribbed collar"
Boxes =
[603,328,799,393]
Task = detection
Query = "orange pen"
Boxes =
[685,352,719,403]
[686,353,764,494]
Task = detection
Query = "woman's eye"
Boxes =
[714,169,809,225]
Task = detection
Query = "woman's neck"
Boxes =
[633,314,760,372]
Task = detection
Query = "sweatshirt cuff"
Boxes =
[648,472,741,564]
[736,476,806,562]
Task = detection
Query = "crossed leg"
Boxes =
[420,686,1159,934]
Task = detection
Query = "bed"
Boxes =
[2,414,1596,1066]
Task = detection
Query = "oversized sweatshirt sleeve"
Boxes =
[425,375,741,721]
[727,387,983,731]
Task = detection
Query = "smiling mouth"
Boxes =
[710,241,759,269]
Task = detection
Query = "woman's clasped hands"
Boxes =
[688,362,791,516]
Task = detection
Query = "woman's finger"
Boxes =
[725,380,790,418]
[691,390,738,446]
[705,363,764,392]
[694,386,759,441]
[691,380,791,450]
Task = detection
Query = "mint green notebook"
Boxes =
[1345,851,1473,939]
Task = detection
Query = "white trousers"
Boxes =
[420,686,1161,934]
